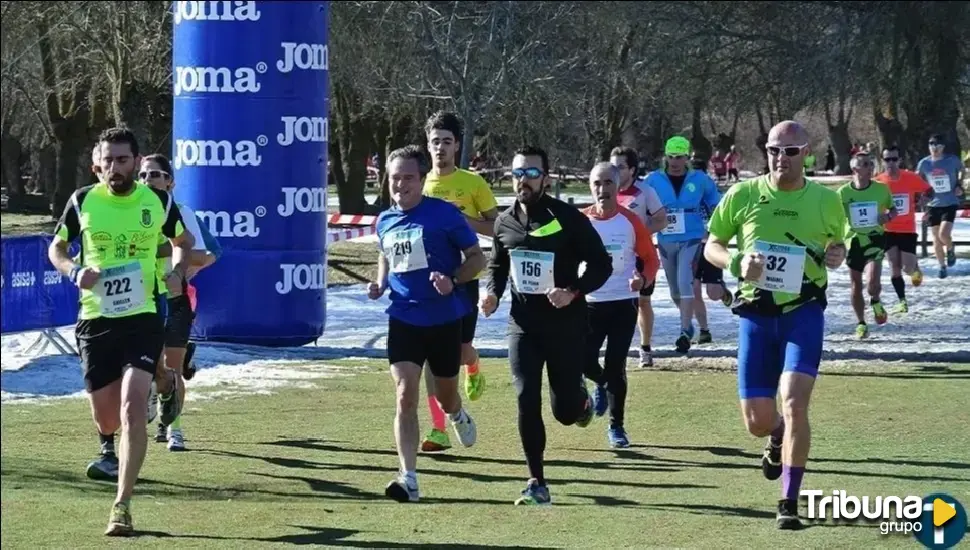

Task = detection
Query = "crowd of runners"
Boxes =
[49,113,964,535]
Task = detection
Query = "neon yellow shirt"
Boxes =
[707,176,846,314]
[424,168,498,280]
[837,181,894,242]
[54,182,185,320]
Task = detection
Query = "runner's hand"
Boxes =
[480,293,498,317]
[824,243,847,269]
[76,267,100,290]
[546,287,577,309]
[430,271,454,295]
[740,253,765,281]
[366,281,384,300]
[629,269,644,291]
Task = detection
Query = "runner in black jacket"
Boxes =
[481,145,613,506]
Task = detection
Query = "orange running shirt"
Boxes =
[874,170,931,234]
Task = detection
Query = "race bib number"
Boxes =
[849,201,878,229]
[384,228,429,273]
[661,209,685,235]
[751,241,806,294]
[510,250,555,294]
[929,173,951,194]
[892,193,910,216]
[94,262,146,316]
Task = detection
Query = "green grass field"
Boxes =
[2,358,968,548]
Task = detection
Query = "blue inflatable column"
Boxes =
[172,0,329,347]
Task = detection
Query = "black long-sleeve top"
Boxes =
[487,194,613,330]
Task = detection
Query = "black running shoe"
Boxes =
[762,439,782,480]
[675,331,691,354]
[776,498,803,530]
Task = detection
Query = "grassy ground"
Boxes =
[2,358,968,548]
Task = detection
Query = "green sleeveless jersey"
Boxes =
[708,176,846,314]
[54,182,185,320]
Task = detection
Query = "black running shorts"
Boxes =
[460,280,480,345]
[883,232,918,255]
[926,205,958,227]
[76,312,164,392]
[387,317,462,378]
[847,234,887,272]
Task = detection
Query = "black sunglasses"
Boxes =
[511,167,543,180]
[883,157,899,162]
[767,144,807,157]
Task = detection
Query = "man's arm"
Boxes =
[48,192,82,279]
[647,208,668,233]
[704,237,733,271]
[454,244,486,283]
[464,207,499,236]
[485,217,510,299]
[568,208,612,296]
[157,241,173,258]
[376,253,389,290]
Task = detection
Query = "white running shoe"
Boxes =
[167,429,186,452]
[451,409,477,447]
[385,474,420,502]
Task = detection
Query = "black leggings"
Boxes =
[509,324,590,485]
[584,299,638,428]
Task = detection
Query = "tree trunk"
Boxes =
[690,95,711,160]
[828,122,852,176]
[331,84,370,214]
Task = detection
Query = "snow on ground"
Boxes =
[4,221,969,404]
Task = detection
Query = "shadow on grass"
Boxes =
[561,444,970,482]
[131,525,558,548]
[641,502,875,530]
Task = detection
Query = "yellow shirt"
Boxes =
[423,168,498,281]
[423,169,498,220]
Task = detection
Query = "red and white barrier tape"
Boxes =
[327,225,377,244]
[327,214,377,226]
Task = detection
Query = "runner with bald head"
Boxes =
[704,120,847,529]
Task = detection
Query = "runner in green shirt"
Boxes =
[837,152,897,338]
[48,127,194,537]
[704,120,847,531]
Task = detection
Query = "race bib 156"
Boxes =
[510,249,555,294]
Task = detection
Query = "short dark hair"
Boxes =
[143,153,173,175]
[386,145,429,178]
[929,133,944,143]
[513,145,550,175]
[609,146,638,170]
[97,127,140,157]
[424,111,463,144]
[883,145,900,155]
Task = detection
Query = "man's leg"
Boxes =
[737,309,785,479]
[775,301,825,530]
[388,361,422,502]
[151,294,181,427]
[385,317,426,502]
[886,243,907,309]
[931,223,946,274]
[545,324,593,428]
[866,256,887,325]
[86,379,123,481]
[585,302,610,419]
[940,219,956,267]
[674,243,701,353]
[692,279,711,343]
[603,299,638,448]
[509,329,552,505]
[461,280,485,400]
[428,319,476,448]
[160,294,193,451]
[849,263,867,338]
[421,365,451,452]
[637,291,655,367]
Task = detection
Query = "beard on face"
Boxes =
[105,170,136,194]
[517,182,543,205]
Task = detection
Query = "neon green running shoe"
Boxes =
[420,429,451,453]
[104,501,133,537]
[464,369,486,401]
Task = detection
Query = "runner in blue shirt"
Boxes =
[644,136,721,353]
[367,145,483,503]
[915,134,966,277]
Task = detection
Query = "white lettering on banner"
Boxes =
[173,66,265,96]
[174,138,265,169]
[173,1,261,25]
[278,42,329,73]
[11,271,36,288]
[44,270,64,285]
[279,187,326,217]
[278,116,328,146]
[196,207,265,238]
[276,263,325,294]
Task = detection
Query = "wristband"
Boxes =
[69,265,82,284]
[451,275,460,288]
[729,251,743,280]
